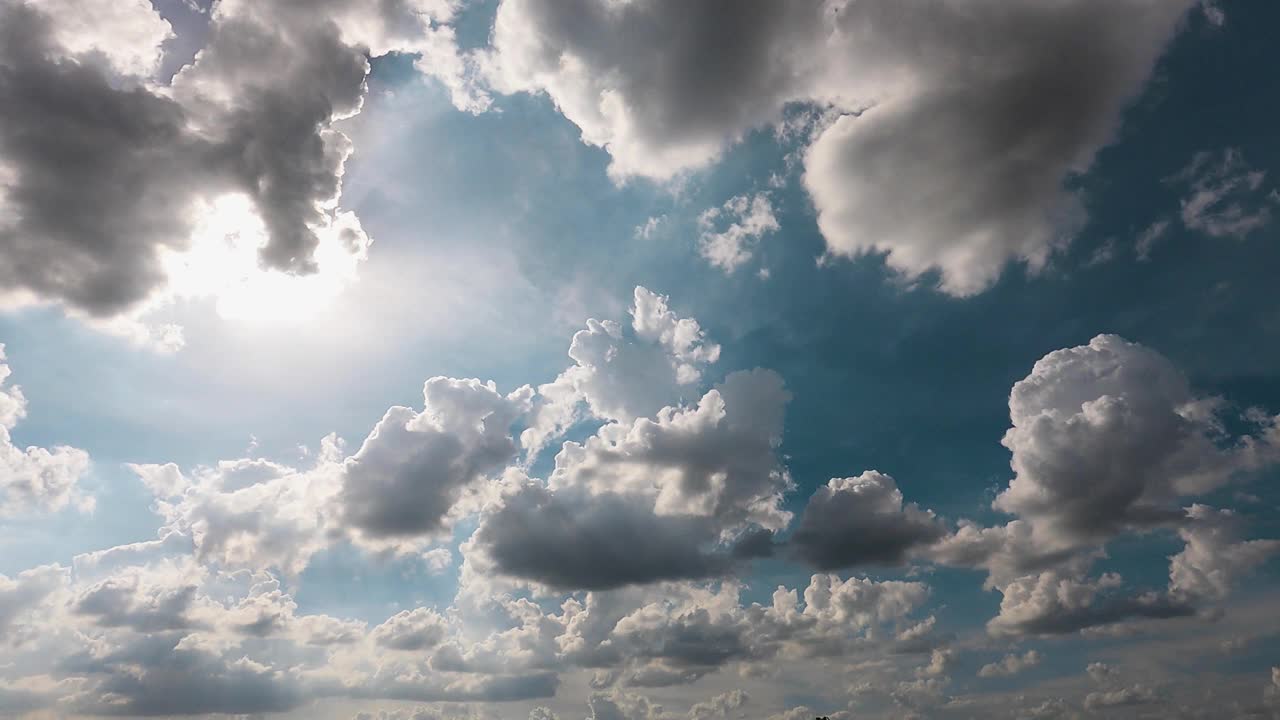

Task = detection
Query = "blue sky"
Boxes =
[1,1,1279,719]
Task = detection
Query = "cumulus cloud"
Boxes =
[697,193,779,273]
[790,471,946,570]
[978,649,1041,678]
[0,564,65,640]
[0,0,474,337]
[478,368,791,590]
[1168,505,1280,602]
[340,377,531,542]
[138,376,529,574]
[523,287,720,457]
[986,569,1193,638]
[475,0,1192,294]
[0,344,91,515]
[372,608,449,651]
[995,334,1280,550]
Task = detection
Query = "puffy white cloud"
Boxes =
[978,649,1041,678]
[523,287,720,457]
[34,0,173,76]
[139,377,529,575]
[697,193,779,273]
[1083,684,1158,711]
[986,569,1192,638]
[0,344,91,515]
[790,471,946,570]
[373,608,450,651]
[995,334,1280,549]
[476,0,1192,294]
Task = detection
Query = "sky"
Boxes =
[1,0,1279,719]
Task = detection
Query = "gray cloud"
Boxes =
[790,471,946,570]
[1167,148,1275,239]
[477,367,792,590]
[340,377,529,540]
[478,0,1192,295]
[476,485,732,591]
[995,334,1279,549]
[65,634,306,717]
[0,344,91,515]
[0,0,471,324]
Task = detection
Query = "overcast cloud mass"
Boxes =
[1,1,1279,718]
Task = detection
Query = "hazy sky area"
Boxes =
[1,1,1280,719]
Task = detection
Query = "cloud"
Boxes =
[1083,684,1158,711]
[137,377,529,575]
[0,0,472,335]
[68,636,307,717]
[0,343,91,515]
[478,368,791,590]
[986,569,1194,637]
[0,564,65,640]
[789,470,946,570]
[1134,218,1172,261]
[995,334,1280,549]
[1168,148,1275,238]
[522,287,720,457]
[372,608,449,651]
[475,484,735,591]
[339,377,531,541]
[977,649,1041,678]
[1168,504,1280,602]
[477,0,1191,294]
[697,193,779,273]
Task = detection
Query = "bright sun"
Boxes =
[161,194,369,328]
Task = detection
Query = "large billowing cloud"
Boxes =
[0,0,472,339]
[476,367,792,590]
[0,344,91,515]
[929,334,1280,637]
[475,0,1193,294]
[995,334,1279,550]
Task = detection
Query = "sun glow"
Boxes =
[161,194,370,328]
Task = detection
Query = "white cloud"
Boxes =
[480,368,791,590]
[697,193,779,273]
[0,0,477,340]
[0,344,91,515]
[995,334,1280,549]
[977,649,1041,678]
[522,286,720,458]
